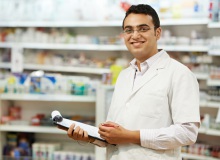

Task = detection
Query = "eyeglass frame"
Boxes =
[122,24,157,36]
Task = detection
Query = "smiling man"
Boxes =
[122,13,161,66]
[63,4,200,160]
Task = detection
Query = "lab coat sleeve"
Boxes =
[140,122,199,150]
[168,65,200,124]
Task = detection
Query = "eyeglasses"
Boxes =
[123,26,155,35]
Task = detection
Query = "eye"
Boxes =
[139,27,150,32]
[124,29,133,34]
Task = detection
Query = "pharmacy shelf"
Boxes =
[0,43,13,48]
[0,125,64,134]
[21,43,127,51]
[208,49,220,56]
[206,129,220,137]
[159,45,208,52]
[0,42,209,52]
[0,62,110,74]
[194,73,209,80]
[0,21,123,27]
[24,64,110,75]
[0,94,96,102]
[198,127,206,134]
[205,101,220,108]
[0,62,11,69]
[198,127,220,136]
[160,18,209,26]
[0,42,127,51]
[198,128,220,137]
[0,67,214,81]
[182,153,220,160]
[208,22,220,28]
[0,18,209,27]
[207,79,220,86]
[200,100,220,108]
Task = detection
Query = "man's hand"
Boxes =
[98,121,140,145]
[58,123,95,143]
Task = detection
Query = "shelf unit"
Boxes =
[0,62,212,79]
[1,17,220,160]
[0,125,64,134]
[182,153,220,160]
[0,93,96,102]
[0,62,110,75]
[0,18,210,27]
[0,42,209,52]
[208,49,220,56]
[198,127,220,137]
[200,100,220,109]
[0,62,11,69]
[207,79,220,87]
[208,22,220,28]
[0,93,101,160]
[194,73,209,80]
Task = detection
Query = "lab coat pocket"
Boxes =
[138,94,164,118]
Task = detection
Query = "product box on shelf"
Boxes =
[3,132,34,160]
[32,142,61,160]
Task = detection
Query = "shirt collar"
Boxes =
[129,49,164,71]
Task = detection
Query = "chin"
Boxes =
[130,49,144,55]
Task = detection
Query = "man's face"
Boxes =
[123,13,161,63]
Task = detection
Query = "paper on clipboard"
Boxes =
[51,110,107,143]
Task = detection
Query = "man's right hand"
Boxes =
[59,123,95,143]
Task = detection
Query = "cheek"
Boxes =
[123,36,130,42]
[145,35,157,44]
[124,39,131,48]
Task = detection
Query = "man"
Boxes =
[62,4,200,160]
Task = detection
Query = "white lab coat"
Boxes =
[106,50,200,160]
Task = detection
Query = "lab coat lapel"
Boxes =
[127,67,136,94]
[131,66,158,95]
[130,51,170,96]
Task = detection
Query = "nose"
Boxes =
[132,30,141,38]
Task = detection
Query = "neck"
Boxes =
[136,61,141,72]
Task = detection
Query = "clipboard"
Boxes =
[51,110,108,145]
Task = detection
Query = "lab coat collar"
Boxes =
[130,50,170,96]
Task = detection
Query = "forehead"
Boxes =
[124,13,154,28]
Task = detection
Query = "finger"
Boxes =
[103,122,119,127]
[73,126,80,139]
[83,131,94,143]
[78,128,84,139]
[84,131,89,139]
[100,135,107,141]
[84,131,95,143]
[67,124,75,137]
[98,130,108,137]
[104,121,115,125]
[101,123,115,127]
[99,125,111,132]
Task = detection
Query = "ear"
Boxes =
[155,27,162,40]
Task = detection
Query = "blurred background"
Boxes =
[0,0,220,160]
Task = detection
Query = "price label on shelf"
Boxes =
[216,107,220,123]
[11,47,23,73]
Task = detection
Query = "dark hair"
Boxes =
[122,4,160,29]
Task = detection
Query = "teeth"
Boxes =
[131,42,144,44]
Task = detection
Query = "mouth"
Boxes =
[130,41,145,47]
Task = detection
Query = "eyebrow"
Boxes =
[124,24,150,29]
